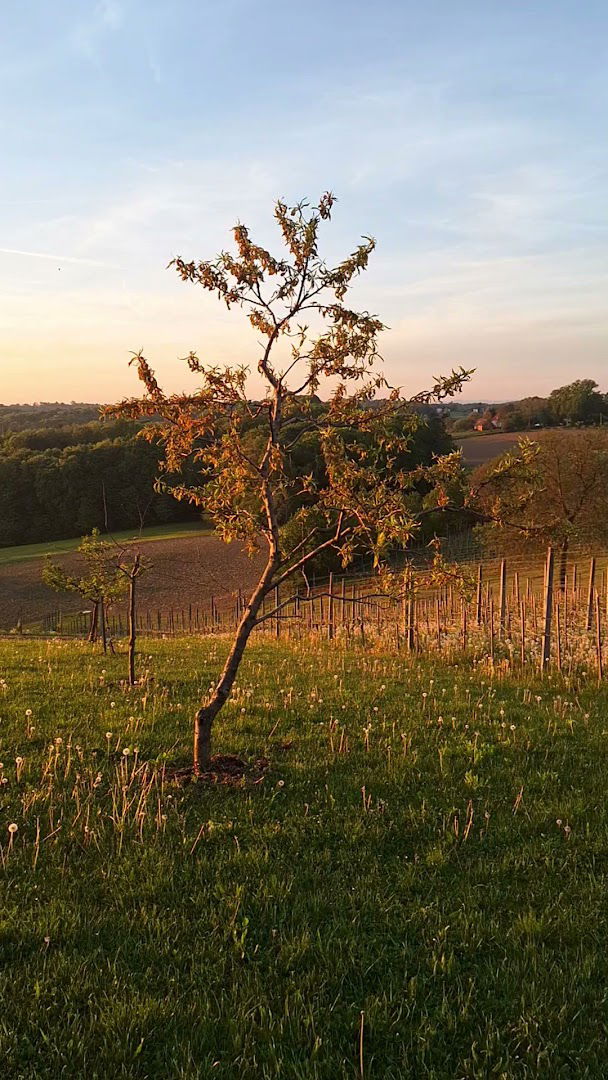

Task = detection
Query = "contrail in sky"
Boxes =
[0,248,114,268]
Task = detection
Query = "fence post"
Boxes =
[586,557,596,632]
[327,573,334,641]
[596,593,603,682]
[540,546,555,674]
[476,564,483,626]
[274,585,280,640]
[405,571,415,651]
[556,602,562,673]
[498,558,507,637]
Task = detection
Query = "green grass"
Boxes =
[0,521,211,566]
[0,636,607,1077]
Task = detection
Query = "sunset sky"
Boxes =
[1,0,606,404]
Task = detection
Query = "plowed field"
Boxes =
[0,534,266,629]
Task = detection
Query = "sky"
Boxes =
[0,0,606,404]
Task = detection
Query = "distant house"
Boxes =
[474,417,501,432]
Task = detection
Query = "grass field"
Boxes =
[0,521,211,567]
[0,635,607,1077]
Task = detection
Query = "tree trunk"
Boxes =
[88,600,99,642]
[128,573,137,686]
[193,554,277,772]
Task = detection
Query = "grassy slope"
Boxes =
[0,637,607,1078]
[0,521,211,567]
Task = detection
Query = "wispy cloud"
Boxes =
[70,1,124,61]
[98,1,124,30]
[0,248,115,268]
[145,42,162,85]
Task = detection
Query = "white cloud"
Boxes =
[98,1,124,30]
[70,0,125,61]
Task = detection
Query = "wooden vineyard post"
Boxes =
[407,576,416,652]
[476,564,483,626]
[596,593,603,682]
[461,596,467,652]
[498,558,507,637]
[274,585,281,640]
[520,600,526,667]
[586,557,596,632]
[100,600,107,654]
[556,602,562,673]
[327,573,334,641]
[540,546,555,674]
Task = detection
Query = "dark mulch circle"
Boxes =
[167,755,270,786]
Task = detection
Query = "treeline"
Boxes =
[0,400,454,548]
[449,379,607,433]
[0,402,101,435]
[0,420,195,546]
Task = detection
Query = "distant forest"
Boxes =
[0,405,196,546]
[0,400,452,548]
[0,402,101,435]
[1,381,604,548]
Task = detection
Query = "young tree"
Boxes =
[42,530,127,651]
[108,193,470,772]
[114,549,148,686]
[472,428,608,585]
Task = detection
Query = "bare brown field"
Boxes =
[0,533,266,630]
[455,429,547,467]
